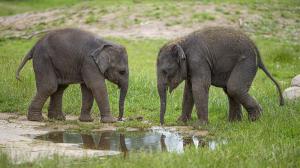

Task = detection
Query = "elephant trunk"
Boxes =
[158,80,167,125]
[118,81,128,120]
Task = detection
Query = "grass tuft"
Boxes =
[191,12,216,22]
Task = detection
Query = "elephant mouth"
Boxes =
[116,80,125,89]
[108,78,120,87]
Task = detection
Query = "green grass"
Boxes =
[0,0,185,16]
[201,0,300,7]
[0,0,80,16]
[191,12,216,22]
[1,37,299,122]
[0,0,300,167]
[84,14,98,24]
[1,0,299,17]
[1,0,299,42]
[0,37,300,167]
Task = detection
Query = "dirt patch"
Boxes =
[0,2,299,41]
[0,113,120,163]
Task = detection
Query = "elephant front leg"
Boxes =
[82,65,116,123]
[89,82,117,123]
[178,80,194,123]
[79,83,94,122]
[48,85,68,120]
[191,77,210,125]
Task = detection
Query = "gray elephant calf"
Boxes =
[16,28,129,123]
[157,27,284,125]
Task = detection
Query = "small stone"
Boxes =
[291,74,300,87]
[283,86,300,100]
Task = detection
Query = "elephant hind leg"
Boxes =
[48,84,68,120]
[223,88,242,122]
[28,52,58,121]
[79,83,94,122]
[178,80,194,123]
[226,57,262,121]
[28,81,57,121]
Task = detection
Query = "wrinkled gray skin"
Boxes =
[157,27,284,125]
[16,28,129,123]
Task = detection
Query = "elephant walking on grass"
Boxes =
[157,27,284,125]
[16,28,129,123]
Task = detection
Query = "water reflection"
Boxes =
[35,129,226,155]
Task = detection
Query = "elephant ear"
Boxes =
[90,43,112,74]
[174,44,187,80]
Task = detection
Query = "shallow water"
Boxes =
[34,127,225,155]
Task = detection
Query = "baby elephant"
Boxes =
[16,28,129,123]
[157,27,284,125]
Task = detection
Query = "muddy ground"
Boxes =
[0,113,208,163]
[0,2,299,41]
[0,113,120,163]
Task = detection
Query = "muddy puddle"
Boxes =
[33,127,226,155]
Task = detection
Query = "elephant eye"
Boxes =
[119,70,126,75]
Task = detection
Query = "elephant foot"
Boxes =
[48,111,66,121]
[27,111,43,122]
[248,106,262,121]
[79,114,94,122]
[100,115,117,123]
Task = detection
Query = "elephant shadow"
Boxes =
[45,131,129,156]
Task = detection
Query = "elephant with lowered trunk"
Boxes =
[16,28,129,123]
[157,27,284,125]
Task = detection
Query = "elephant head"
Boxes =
[156,43,187,125]
[91,42,129,120]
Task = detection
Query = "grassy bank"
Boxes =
[0,0,299,16]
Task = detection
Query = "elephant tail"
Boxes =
[16,46,34,81]
[255,47,284,106]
